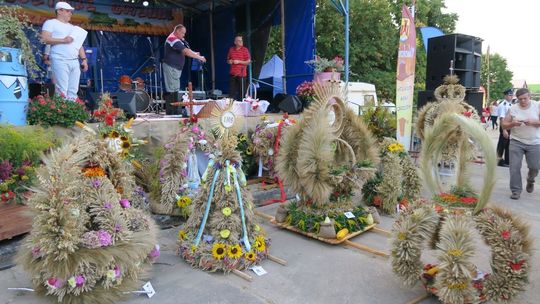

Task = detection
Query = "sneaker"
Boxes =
[510,192,520,200]
[526,182,534,193]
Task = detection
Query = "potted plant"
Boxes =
[304,55,344,82]
[295,80,315,108]
[0,5,41,125]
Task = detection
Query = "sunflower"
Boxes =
[121,141,131,149]
[176,196,192,208]
[246,145,254,155]
[120,135,129,142]
[254,236,266,252]
[109,130,120,138]
[227,244,243,259]
[191,245,198,253]
[178,230,187,240]
[245,251,257,262]
[101,133,109,139]
[211,243,227,260]
[239,133,248,142]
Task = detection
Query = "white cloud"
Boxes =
[443,0,540,83]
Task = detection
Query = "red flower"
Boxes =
[509,260,525,271]
[463,111,472,117]
[104,115,114,126]
[459,197,478,204]
[39,99,46,105]
[501,230,511,240]
[50,104,56,110]
[1,191,16,202]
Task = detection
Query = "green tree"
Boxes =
[481,53,513,102]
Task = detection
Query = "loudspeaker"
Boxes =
[426,34,482,90]
[111,92,137,118]
[268,93,286,113]
[278,95,302,114]
[29,83,55,99]
[417,90,435,110]
[465,90,484,114]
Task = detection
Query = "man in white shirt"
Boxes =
[496,89,514,166]
[41,2,88,100]
[501,88,540,200]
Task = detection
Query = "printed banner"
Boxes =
[4,0,182,36]
[395,5,416,149]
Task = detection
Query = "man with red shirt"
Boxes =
[227,35,251,100]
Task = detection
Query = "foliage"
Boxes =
[0,5,41,78]
[264,25,282,63]
[305,55,344,73]
[481,53,513,102]
[27,94,89,127]
[285,200,370,234]
[236,132,257,178]
[362,106,397,141]
[0,125,56,202]
[315,0,457,101]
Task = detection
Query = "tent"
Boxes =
[257,54,283,97]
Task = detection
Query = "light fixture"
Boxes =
[143,1,149,6]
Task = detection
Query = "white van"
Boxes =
[339,82,378,115]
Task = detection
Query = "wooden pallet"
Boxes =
[0,203,32,241]
[270,218,375,244]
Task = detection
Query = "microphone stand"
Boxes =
[147,37,160,113]
[98,31,104,95]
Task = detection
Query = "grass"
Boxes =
[528,84,540,93]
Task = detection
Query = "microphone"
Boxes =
[99,31,103,35]
[182,39,190,49]
[147,36,152,45]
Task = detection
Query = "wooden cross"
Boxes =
[171,82,208,120]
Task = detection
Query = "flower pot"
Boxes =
[0,47,28,125]
[314,72,340,83]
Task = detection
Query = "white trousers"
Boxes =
[50,57,81,100]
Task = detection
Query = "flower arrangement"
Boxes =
[0,125,56,204]
[27,94,89,127]
[18,131,158,303]
[362,106,397,141]
[92,93,124,126]
[433,185,479,210]
[296,81,315,105]
[0,5,41,78]
[362,138,421,214]
[236,131,257,178]
[305,55,344,73]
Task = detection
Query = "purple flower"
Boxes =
[164,143,173,149]
[97,230,112,246]
[148,244,160,259]
[119,199,130,208]
[92,179,102,188]
[75,275,85,287]
[114,223,122,232]
[47,277,63,289]
[266,133,273,139]
[15,167,26,176]
[81,231,101,248]
[0,160,13,181]
[103,202,112,209]
[203,234,214,243]
[191,126,200,133]
[114,265,122,278]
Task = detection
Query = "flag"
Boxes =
[395,5,417,149]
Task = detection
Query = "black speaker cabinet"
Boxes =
[29,83,55,99]
[111,92,137,118]
[416,89,484,115]
[426,34,482,90]
[417,90,435,110]
[278,95,302,114]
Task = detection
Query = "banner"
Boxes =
[395,5,416,149]
[4,0,182,36]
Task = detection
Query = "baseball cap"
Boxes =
[503,89,513,96]
[55,2,75,10]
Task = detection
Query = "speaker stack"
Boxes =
[418,34,484,112]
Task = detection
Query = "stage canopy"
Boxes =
[12,0,315,96]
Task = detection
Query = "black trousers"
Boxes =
[229,76,246,101]
[164,92,181,115]
[496,124,510,164]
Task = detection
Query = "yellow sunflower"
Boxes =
[109,130,120,138]
[178,230,187,240]
[176,196,192,208]
[121,141,131,149]
[227,244,243,259]
[191,245,198,253]
[239,133,248,142]
[120,135,129,142]
[254,235,266,252]
[211,243,227,260]
[246,145,254,155]
[245,251,257,262]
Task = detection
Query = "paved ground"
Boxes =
[1,128,539,304]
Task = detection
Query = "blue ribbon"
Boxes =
[193,168,221,247]
[232,166,251,251]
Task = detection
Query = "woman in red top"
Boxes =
[227,35,251,100]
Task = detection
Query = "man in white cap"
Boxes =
[41,2,88,100]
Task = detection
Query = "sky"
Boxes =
[443,0,540,84]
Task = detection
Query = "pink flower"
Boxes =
[75,275,85,287]
[103,202,112,209]
[119,199,130,208]
[148,244,160,259]
[501,230,511,240]
[97,229,112,246]
[114,265,122,278]
[47,277,63,289]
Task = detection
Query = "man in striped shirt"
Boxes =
[227,35,251,100]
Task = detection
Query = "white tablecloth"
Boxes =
[187,99,270,117]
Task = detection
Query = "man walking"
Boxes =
[496,89,514,166]
[501,88,540,200]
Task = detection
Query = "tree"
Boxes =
[481,53,513,102]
